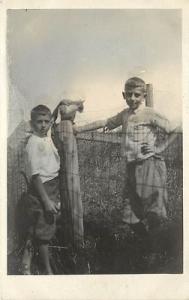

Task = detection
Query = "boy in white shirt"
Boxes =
[21,105,60,275]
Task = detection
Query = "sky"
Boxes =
[7,9,182,134]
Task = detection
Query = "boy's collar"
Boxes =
[129,106,142,114]
[129,103,145,114]
[32,131,48,138]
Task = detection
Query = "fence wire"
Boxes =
[77,131,182,224]
[7,123,183,255]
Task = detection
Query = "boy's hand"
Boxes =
[44,199,59,214]
[141,142,166,155]
[141,143,154,155]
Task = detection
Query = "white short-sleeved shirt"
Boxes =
[26,134,60,183]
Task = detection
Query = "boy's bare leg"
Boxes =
[39,243,53,275]
[21,239,33,275]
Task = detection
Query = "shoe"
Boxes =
[130,222,148,238]
[146,212,160,231]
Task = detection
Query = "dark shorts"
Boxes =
[123,156,168,224]
[26,176,60,242]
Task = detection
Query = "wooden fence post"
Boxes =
[55,120,84,250]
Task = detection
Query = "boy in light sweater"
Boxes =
[76,77,181,233]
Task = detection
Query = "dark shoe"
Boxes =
[146,212,160,231]
[130,222,148,238]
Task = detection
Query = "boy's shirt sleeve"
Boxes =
[26,137,42,177]
[150,109,174,133]
[106,110,124,130]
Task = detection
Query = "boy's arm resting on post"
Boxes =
[32,175,58,214]
[105,111,123,130]
[75,110,124,134]
[75,119,107,133]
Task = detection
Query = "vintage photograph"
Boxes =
[7,9,182,275]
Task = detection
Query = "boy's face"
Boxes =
[32,114,52,137]
[123,87,145,111]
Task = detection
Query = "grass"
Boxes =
[7,131,183,274]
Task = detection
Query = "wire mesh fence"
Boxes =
[77,131,182,223]
[7,122,183,273]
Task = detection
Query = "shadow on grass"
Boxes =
[8,217,182,275]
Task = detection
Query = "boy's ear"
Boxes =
[122,91,126,99]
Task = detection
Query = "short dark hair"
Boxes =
[125,77,146,92]
[31,105,51,121]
